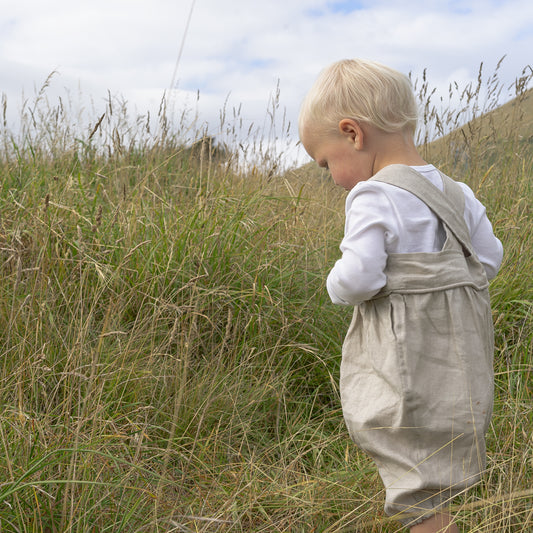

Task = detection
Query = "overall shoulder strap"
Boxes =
[369,164,475,256]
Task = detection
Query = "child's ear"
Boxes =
[338,119,363,149]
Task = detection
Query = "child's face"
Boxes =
[301,122,373,191]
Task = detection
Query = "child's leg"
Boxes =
[409,510,459,533]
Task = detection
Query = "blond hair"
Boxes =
[299,59,418,138]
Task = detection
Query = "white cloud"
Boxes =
[1,0,532,163]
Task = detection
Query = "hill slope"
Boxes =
[422,86,533,172]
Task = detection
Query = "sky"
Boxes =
[1,0,533,166]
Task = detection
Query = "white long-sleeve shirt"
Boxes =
[326,164,504,306]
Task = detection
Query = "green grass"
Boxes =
[0,65,531,532]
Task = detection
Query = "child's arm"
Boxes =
[459,184,504,280]
[326,188,390,305]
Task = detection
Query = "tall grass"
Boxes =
[0,63,531,532]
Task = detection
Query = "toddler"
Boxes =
[298,59,503,532]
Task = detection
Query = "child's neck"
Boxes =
[369,129,427,175]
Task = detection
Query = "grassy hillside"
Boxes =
[0,67,531,532]
[422,85,533,182]
[418,65,533,192]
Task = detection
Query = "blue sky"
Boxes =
[1,0,532,164]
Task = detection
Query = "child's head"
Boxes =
[298,59,419,141]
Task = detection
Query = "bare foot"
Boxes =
[409,511,459,533]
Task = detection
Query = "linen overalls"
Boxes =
[340,165,494,526]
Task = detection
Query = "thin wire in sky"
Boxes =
[169,0,196,91]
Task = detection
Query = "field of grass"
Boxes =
[0,65,531,532]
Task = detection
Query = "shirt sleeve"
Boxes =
[326,187,393,305]
[459,183,504,280]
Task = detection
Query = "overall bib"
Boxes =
[340,165,494,526]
